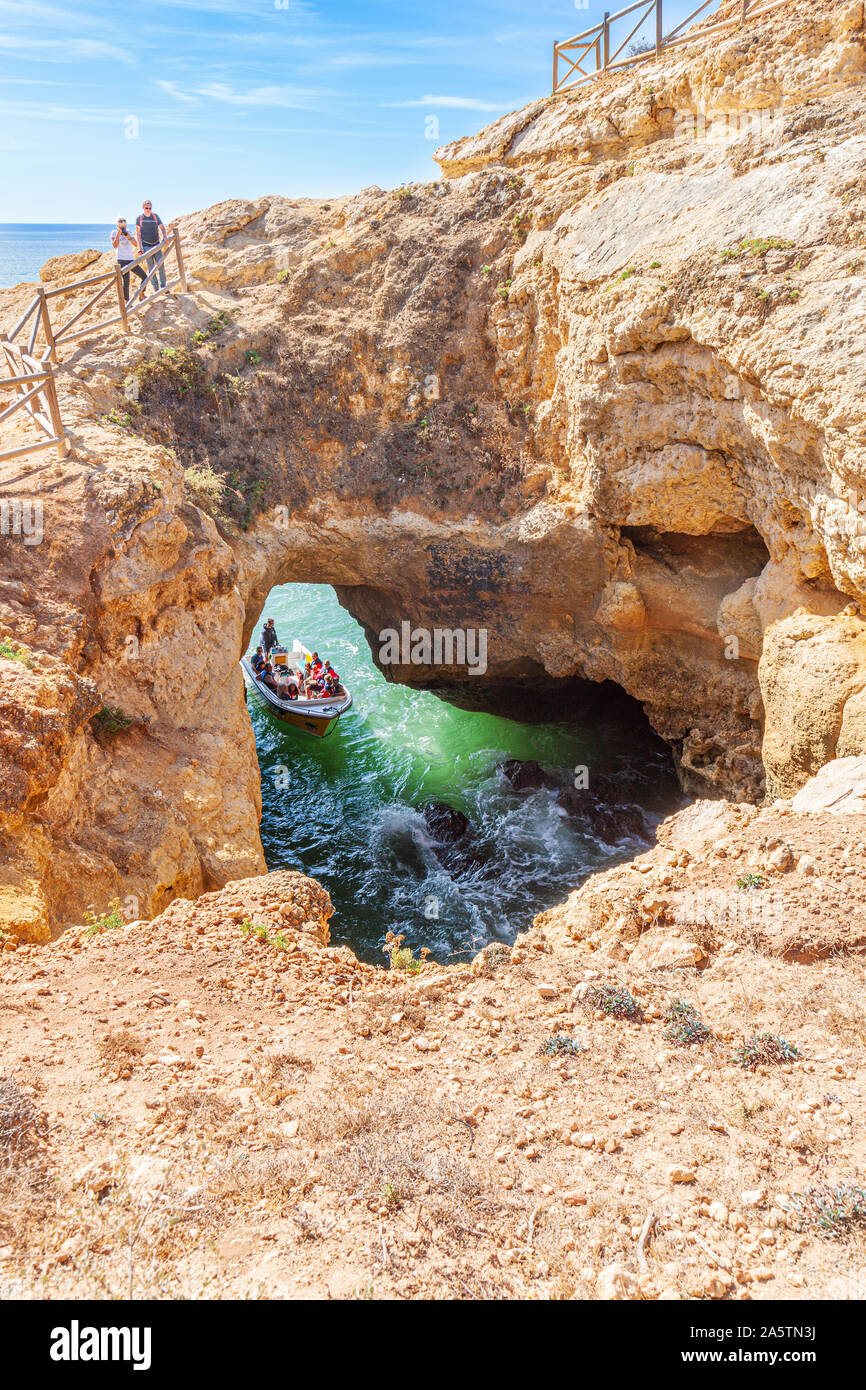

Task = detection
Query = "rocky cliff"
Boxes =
[1,0,866,936]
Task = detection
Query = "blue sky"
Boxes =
[0,0,711,221]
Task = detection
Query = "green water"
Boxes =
[246,583,679,963]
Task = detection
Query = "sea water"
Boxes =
[247,583,680,963]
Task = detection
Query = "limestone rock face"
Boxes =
[790,754,866,813]
[535,756,866,961]
[1,0,866,931]
[39,249,104,283]
[139,868,333,948]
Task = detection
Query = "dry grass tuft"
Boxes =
[255,1051,313,1104]
[97,1029,145,1076]
[0,1075,46,1167]
[162,1089,237,1134]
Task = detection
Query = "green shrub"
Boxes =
[0,638,35,669]
[540,1035,584,1056]
[582,984,641,1020]
[134,347,205,399]
[90,706,134,741]
[183,463,227,520]
[732,1033,801,1070]
[719,236,792,261]
[737,871,764,891]
[663,998,710,1047]
[84,898,125,935]
[789,1183,866,1238]
[382,931,428,973]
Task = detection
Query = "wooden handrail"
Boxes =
[0,370,51,389]
[553,0,789,93]
[0,229,188,463]
[0,337,68,461]
[664,0,717,44]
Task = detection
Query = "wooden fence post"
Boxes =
[656,0,663,56]
[603,12,610,68]
[37,288,58,363]
[44,363,69,458]
[114,267,130,334]
[173,229,188,293]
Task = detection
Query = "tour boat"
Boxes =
[241,641,352,738]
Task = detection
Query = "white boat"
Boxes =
[240,641,352,738]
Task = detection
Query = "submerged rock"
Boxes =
[556,783,647,843]
[500,758,546,791]
[422,803,472,843]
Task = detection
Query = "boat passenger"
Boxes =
[261,618,279,657]
[310,651,324,677]
[251,645,266,674]
[260,660,279,693]
[286,680,299,701]
[322,661,340,695]
[301,658,320,697]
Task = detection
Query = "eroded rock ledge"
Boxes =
[1,760,865,1299]
[1,0,865,934]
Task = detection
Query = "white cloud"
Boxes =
[193,82,332,108]
[0,35,134,63]
[381,94,511,111]
[0,0,98,23]
[154,79,198,103]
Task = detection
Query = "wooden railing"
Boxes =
[0,338,67,462]
[0,229,188,464]
[553,0,793,93]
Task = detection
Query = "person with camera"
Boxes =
[111,217,147,302]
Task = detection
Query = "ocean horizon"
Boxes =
[0,223,110,290]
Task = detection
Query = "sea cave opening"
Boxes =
[241,581,682,964]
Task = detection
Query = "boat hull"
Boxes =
[240,657,352,738]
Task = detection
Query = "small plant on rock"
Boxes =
[183,463,227,521]
[0,638,36,669]
[382,931,428,974]
[380,1180,405,1211]
[540,1035,584,1056]
[475,942,510,977]
[90,706,134,742]
[737,871,764,891]
[84,898,125,935]
[582,984,641,1020]
[663,998,710,1047]
[732,1032,801,1070]
[789,1182,866,1239]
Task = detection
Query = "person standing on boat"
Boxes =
[261,618,279,658]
